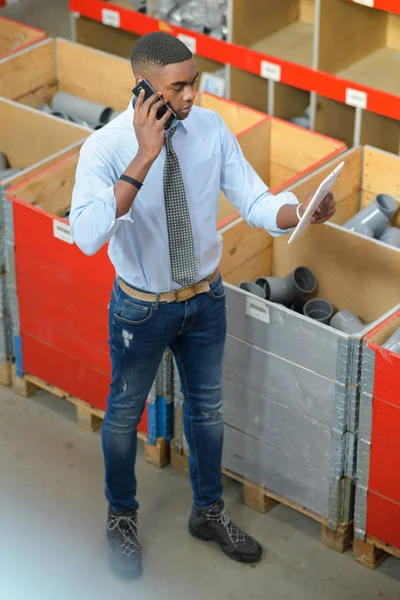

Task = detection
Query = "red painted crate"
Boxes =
[354,308,400,566]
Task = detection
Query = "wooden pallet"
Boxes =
[170,441,351,553]
[354,535,400,569]
[11,368,170,468]
[0,359,12,387]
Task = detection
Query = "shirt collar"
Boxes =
[126,98,188,134]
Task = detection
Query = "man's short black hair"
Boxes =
[130,32,192,75]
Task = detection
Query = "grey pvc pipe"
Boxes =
[330,310,364,334]
[290,299,307,314]
[383,328,400,354]
[289,116,310,129]
[239,281,265,299]
[256,267,317,304]
[303,299,334,325]
[51,91,113,128]
[379,227,400,249]
[0,152,7,171]
[343,194,398,238]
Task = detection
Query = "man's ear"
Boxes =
[135,76,143,85]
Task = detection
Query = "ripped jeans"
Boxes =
[102,274,227,512]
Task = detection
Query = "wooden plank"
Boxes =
[10,154,78,216]
[199,92,266,136]
[330,192,359,226]
[353,536,387,569]
[387,13,400,48]
[321,523,352,553]
[0,38,54,101]
[232,0,299,47]
[269,163,297,189]
[272,223,400,324]
[0,99,89,170]
[56,38,133,111]
[222,249,272,286]
[230,68,269,114]
[270,118,342,173]
[220,218,272,279]
[318,0,387,74]
[314,95,355,148]
[361,112,400,156]
[299,0,315,24]
[273,82,310,122]
[14,83,58,110]
[0,360,13,387]
[252,21,314,67]
[361,146,400,201]
[237,119,270,183]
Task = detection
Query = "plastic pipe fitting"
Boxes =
[289,116,310,129]
[330,310,365,334]
[290,299,307,314]
[303,299,334,325]
[343,194,398,238]
[256,267,317,305]
[0,168,21,180]
[51,91,114,129]
[379,227,400,249]
[239,281,265,299]
[383,328,400,354]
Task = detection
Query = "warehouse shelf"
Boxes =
[68,0,400,141]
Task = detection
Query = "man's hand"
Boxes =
[300,191,336,224]
[133,89,172,162]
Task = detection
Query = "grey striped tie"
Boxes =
[163,127,197,287]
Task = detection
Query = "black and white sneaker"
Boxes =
[106,509,143,579]
[189,499,263,563]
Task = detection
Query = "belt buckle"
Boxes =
[175,285,196,302]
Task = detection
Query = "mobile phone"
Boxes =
[131,79,177,130]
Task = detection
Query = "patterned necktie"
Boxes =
[163,126,198,287]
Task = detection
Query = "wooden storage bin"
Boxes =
[198,93,345,227]
[314,95,356,150]
[319,0,400,99]
[0,37,133,114]
[283,145,400,239]
[230,0,314,114]
[218,215,400,529]
[0,16,45,58]
[5,155,147,434]
[0,98,90,386]
[354,310,400,568]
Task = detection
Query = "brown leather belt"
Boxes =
[117,267,220,303]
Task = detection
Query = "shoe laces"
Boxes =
[207,507,247,546]
[107,513,141,557]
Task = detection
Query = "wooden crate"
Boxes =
[0,16,46,59]
[0,99,90,386]
[230,0,314,116]
[198,92,345,227]
[0,37,133,114]
[212,215,400,534]
[278,145,400,237]
[354,310,400,568]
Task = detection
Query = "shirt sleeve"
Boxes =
[218,115,299,236]
[69,138,134,256]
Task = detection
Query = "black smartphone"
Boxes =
[131,79,177,131]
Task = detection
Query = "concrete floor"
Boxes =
[1,1,400,598]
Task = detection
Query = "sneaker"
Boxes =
[106,508,143,579]
[188,499,263,563]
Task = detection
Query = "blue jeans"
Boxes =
[102,273,227,512]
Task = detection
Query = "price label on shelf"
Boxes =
[345,88,368,109]
[53,221,73,245]
[246,297,270,323]
[177,33,196,54]
[353,0,374,7]
[101,8,121,28]
[260,60,281,82]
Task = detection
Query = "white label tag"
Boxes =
[246,297,270,323]
[353,0,374,7]
[53,220,73,245]
[260,60,281,82]
[101,8,121,28]
[345,88,367,109]
[177,33,196,54]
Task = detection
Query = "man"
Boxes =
[70,32,335,580]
